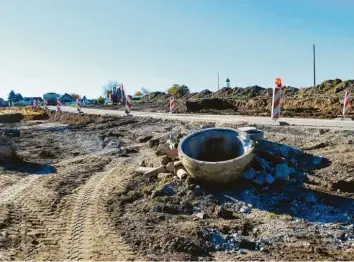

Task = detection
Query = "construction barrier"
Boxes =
[125,95,132,115]
[76,98,82,113]
[170,96,175,113]
[57,100,62,112]
[271,78,282,119]
[343,91,350,117]
[44,100,49,111]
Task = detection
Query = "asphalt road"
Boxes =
[52,106,354,131]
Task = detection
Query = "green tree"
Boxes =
[103,81,118,98]
[97,96,105,105]
[8,90,16,102]
[14,93,23,102]
[167,84,190,97]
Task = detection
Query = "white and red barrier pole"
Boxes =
[57,100,62,112]
[125,95,132,115]
[271,78,282,119]
[76,98,82,113]
[169,96,175,113]
[44,100,49,111]
[343,91,350,118]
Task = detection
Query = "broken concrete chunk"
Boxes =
[265,173,275,184]
[144,166,166,178]
[167,149,178,159]
[166,162,175,172]
[275,163,290,181]
[194,212,206,219]
[215,206,233,219]
[135,167,154,175]
[257,150,285,164]
[174,160,183,167]
[253,172,266,185]
[176,168,188,179]
[243,168,256,180]
[255,156,271,173]
[156,143,170,156]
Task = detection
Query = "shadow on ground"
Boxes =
[1,158,56,175]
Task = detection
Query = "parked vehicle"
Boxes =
[43,93,59,105]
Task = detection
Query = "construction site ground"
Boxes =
[0,111,354,260]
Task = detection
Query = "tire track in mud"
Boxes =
[0,176,39,205]
[58,168,136,260]
[5,179,65,260]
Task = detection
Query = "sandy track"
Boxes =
[57,168,136,260]
[0,176,40,205]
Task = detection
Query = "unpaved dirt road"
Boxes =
[52,106,354,130]
[1,112,353,260]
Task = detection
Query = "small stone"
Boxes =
[240,207,249,213]
[194,212,206,219]
[238,249,246,254]
[166,162,175,172]
[265,173,275,184]
[139,160,146,167]
[247,203,253,208]
[337,189,341,193]
[232,233,242,240]
[215,206,233,219]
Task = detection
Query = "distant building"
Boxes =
[0,98,6,107]
[43,93,59,105]
[226,78,230,88]
[24,97,43,105]
[59,93,75,105]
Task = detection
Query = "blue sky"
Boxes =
[1,0,354,99]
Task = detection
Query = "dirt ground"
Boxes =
[0,111,353,260]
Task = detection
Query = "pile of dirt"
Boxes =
[0,108,48,122]
[130,79,354,117]
[49,111,114,125]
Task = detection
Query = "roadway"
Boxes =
[51,106,354,131]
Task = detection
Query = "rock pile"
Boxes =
[243,139,323,185]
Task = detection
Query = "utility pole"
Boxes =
[217,73,220,91]
[313,44,316,87]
